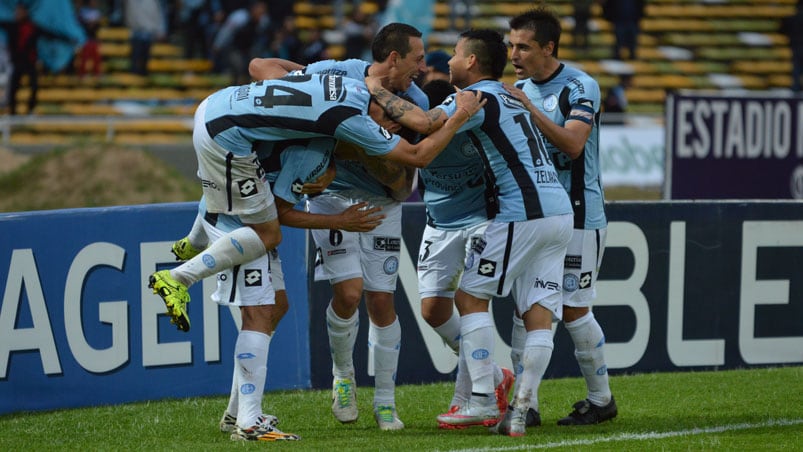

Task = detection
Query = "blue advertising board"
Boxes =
[0,203,310,415]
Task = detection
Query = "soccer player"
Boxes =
[417,80,514,428]
[426,30,573,436]
[146,72,483,428]
[505,6,618,426]
[248,23,446,430]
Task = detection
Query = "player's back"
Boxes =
[203,74,372,157]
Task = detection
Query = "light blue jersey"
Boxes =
[514,63,606,229]
[303,59,429,198]
[436,80,572,222]
[202,74,400,158]
[257,137,335,205]
[419,132,495,230]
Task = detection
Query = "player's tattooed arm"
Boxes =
[366,78,448,136]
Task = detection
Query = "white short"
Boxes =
[203,215,278,307]
[417,222,489,299]
[460,214,573,320]
[193,98,277,224]
[562,228,607,308]
[309,193,402,292]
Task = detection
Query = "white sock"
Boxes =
[187,213,208,249]
[326,302,358,378]
[369,318,401,406]
[172,226,265,287]
[451,346,471,407]
[510,315,526,394]
[460,312,496,396]
[433,311,461,352]
[565,312,611,406]
[234,330,271,428]
[512,329,553,413]
[225,364,239,417]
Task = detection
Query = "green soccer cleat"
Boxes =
[374,404,404,431]
[171,237,204,261]
[148,270,190,332]
[332,376,358,423]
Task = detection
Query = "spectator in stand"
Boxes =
[601,0,645,60]
[298,28,328,65]
[266,14,302,62]
[343,6,377,60]
[781,0,803,93]
[124,0,166,76]
[602,73,632,124]
[76,0,103,78]
[178,0,221,60]
[211,0,271,85]
[573,0,592,53]
[1,3,39,115]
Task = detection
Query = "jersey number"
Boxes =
[255,85,313,108]
[513,113,553,167]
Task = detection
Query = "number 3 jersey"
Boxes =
[514,63,606,230]
[201,74,400,159]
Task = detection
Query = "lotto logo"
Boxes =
[244,269,262,286]
[374,237,401,252]
[291,178,304,194]
[238,179,258,197]
[478,258,496,277]
[579,271,593,289]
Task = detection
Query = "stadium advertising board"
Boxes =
[0,203,310,415]
[665,91,803,199]
[308,202,803,389]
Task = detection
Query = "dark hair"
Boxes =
[371,23,422,62]
[509,6,562,58]
[458,29,508,80]
[421,79,454,106]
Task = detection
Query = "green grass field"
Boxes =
[2,366,801,450]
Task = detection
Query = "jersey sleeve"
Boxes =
[335,114,402,156]
[567,75,601,125]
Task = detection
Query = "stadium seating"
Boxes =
[1,0,797,145]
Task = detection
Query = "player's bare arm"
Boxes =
[275,197,385,232]
[384,89,486,168]
[365,75,448,135]
[503,83,590,159]
[300,161,336,195]
[249,57,303,80]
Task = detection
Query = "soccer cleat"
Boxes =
[436,397,501,428]
[525,407,542,427]
[331,376,358,423]
[171,237,204,261]
[438,405,468,430]
[557,396,618,426]
[148,270,190,332]
[219,412,237,433]
[495,367,515,416]
[490,405,527,437]
[374,404,404,431]
[231,415,299,441]
[220,412,278,433]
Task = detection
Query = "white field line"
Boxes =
[444,418,803,452]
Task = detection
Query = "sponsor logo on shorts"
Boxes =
[470,236,486,254]
[564,254,582,269]
[244,269,262,286]
[563,273,579,292]
[314,247,323,267]
[579,271,593,289]
[291,178,304,194]
[478,258,496,277]
[327,249,347,256]
[374,237,401,252]
[383,256,399,274]
[238,178,258,197]
[201,179,219,190]
[240,383,256,395]
[534,278,561,291]
[464,252,475,270]
[471,349,490,360]
[202,253,216,268]
[217,274,228,282]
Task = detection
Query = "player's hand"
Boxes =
[338,202,385,232]
[454,89,486,116]
[502,83,533,110]
[301,165,336,194]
